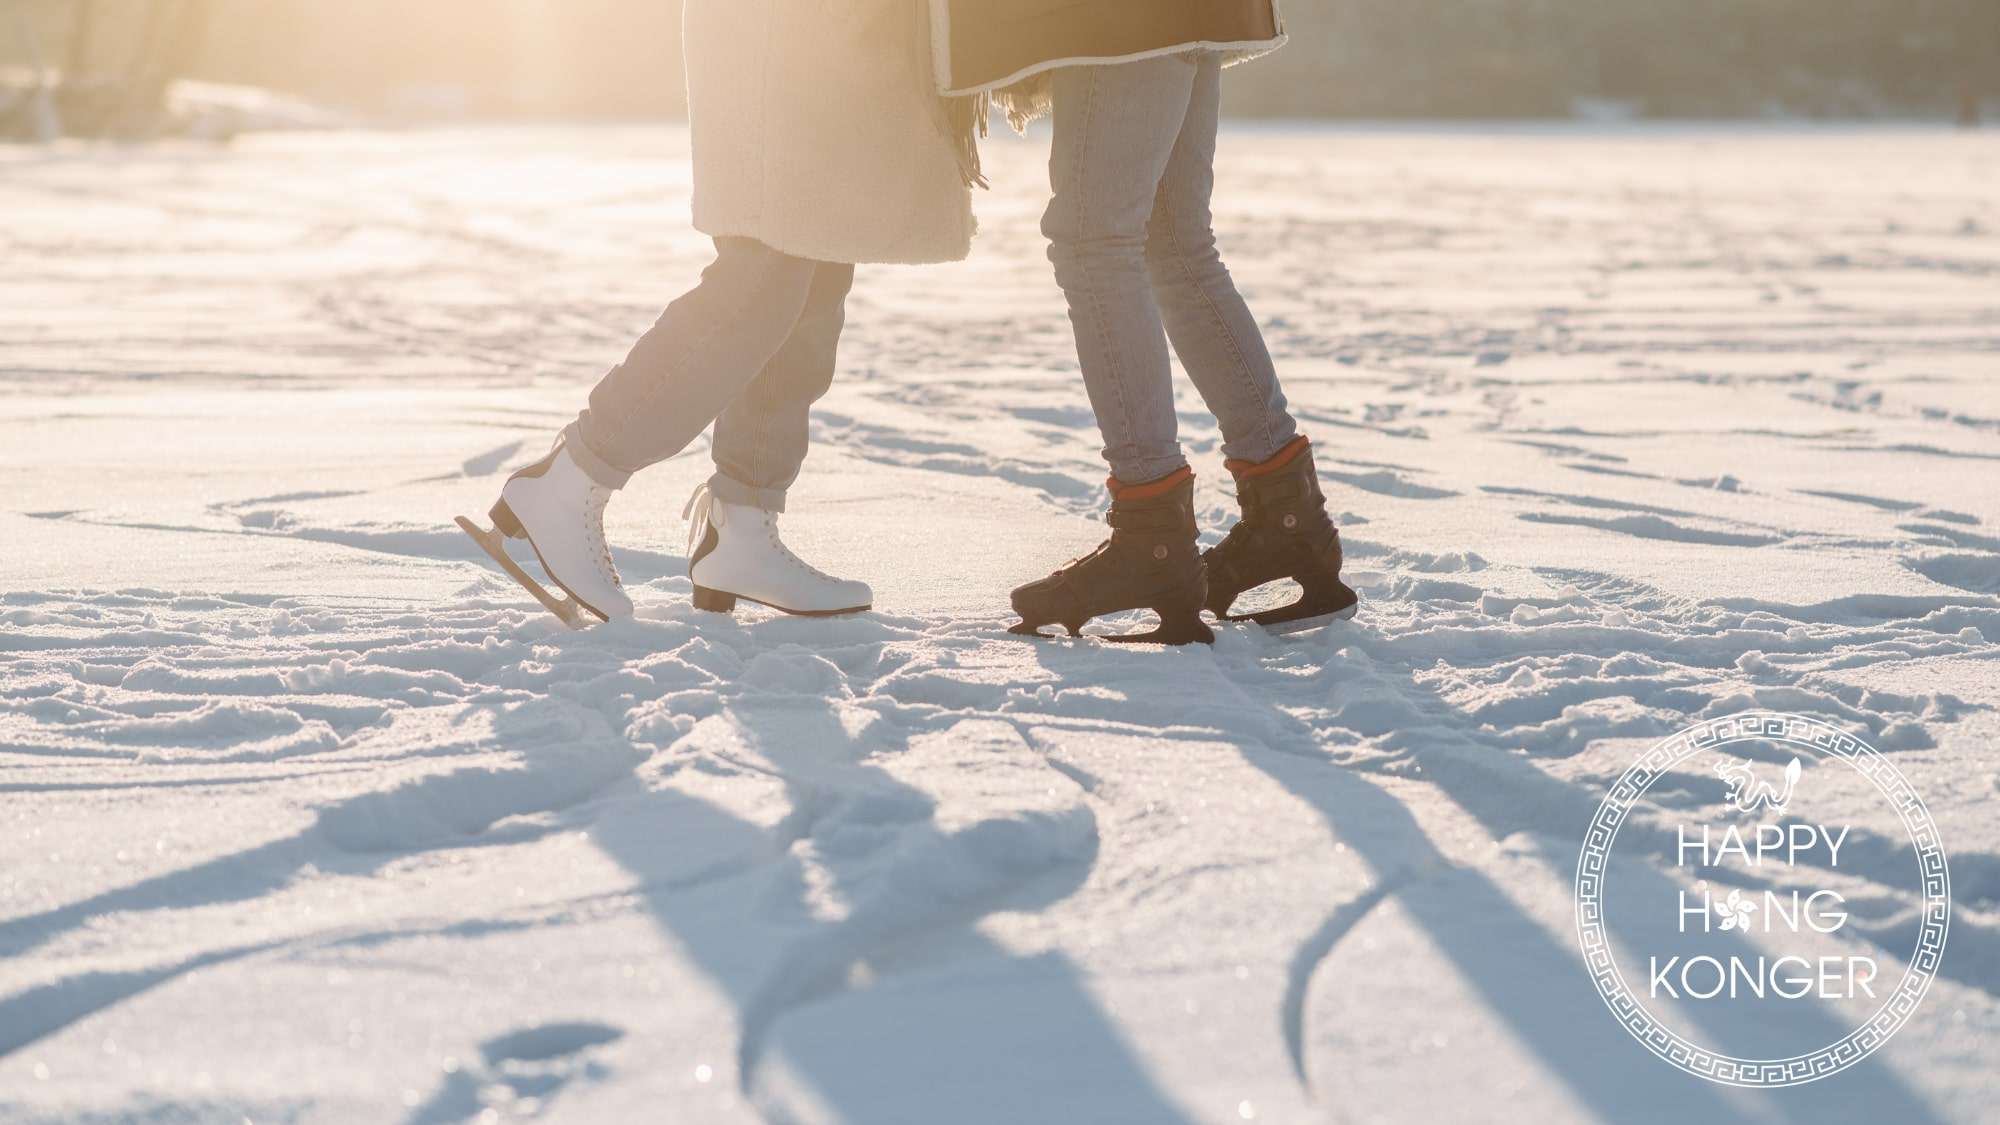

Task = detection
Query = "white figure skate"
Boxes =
[457,441,634,627]
[682,484,871,617]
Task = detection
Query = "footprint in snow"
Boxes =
[407,1022,624,1124]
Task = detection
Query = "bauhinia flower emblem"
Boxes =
[1715,886,1759,932]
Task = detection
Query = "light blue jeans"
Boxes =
[1044,53,1298,484]
[564,237,854,513]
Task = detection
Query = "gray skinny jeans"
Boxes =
[563,237,854,512]
[1043,52,1298,484]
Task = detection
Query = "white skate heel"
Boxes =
[457,441,635,626]
[682,484,871,617]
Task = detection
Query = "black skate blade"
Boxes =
[1101,620,1217,647]
[1251,602,1360,635]
[1226,584,1360,635]
[1010,607,1213,646]
[1008,620,1085,640]
[1102,605,1216,647]
[456,515,589,630]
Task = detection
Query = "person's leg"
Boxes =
[1042,56,1201,485]
[705,260,856,513]
[562,237,821,490]
[1144,53,1297,466]
[1013,57,1219,645]
[1142,58,1353,631]
[676,258,871,617]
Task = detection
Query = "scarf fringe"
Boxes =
[945,92,990,190]
[944,75,1056,190]
[993,77,1053,133]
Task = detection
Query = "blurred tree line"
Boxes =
[5,0,1996,134]
[1237,0,1998,120]
[4,0,228,138]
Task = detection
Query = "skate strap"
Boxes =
[1251,477,1310,505]
[1106,466,1193,502]
[1105,505,1186,533]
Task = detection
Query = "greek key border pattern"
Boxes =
[1574,712,1950,1088]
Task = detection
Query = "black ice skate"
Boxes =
[1203,437,1359,633]
[1010,470,1216,646]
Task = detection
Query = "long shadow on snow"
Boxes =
[1022,635,1950,1125]
[1276,646,1947,1123]
[0,703,633,1056]
[582,698,1198,1124]
[0,910,553,1059]
[1017,639,1745,1122]
[1340,710,1951,1122]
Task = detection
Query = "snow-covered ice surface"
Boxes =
[3,124,1998,1123]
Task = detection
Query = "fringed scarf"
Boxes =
[943,76,1053,190]
[944,92,990,189]
[929,0,1285,188]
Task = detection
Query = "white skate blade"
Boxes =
[456,515,589,630]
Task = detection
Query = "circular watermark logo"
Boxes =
[1575,713,1950,1087]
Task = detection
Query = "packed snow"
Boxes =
[2,124,1998,1123]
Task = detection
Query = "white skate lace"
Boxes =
[768,518,839,581]
[545,433,623,590]
[584,486,622,589]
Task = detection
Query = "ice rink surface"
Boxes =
[2,123,1998,1122]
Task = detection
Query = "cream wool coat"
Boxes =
[684,0,975,266]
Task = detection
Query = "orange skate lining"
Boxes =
[1225,435,1311,479]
